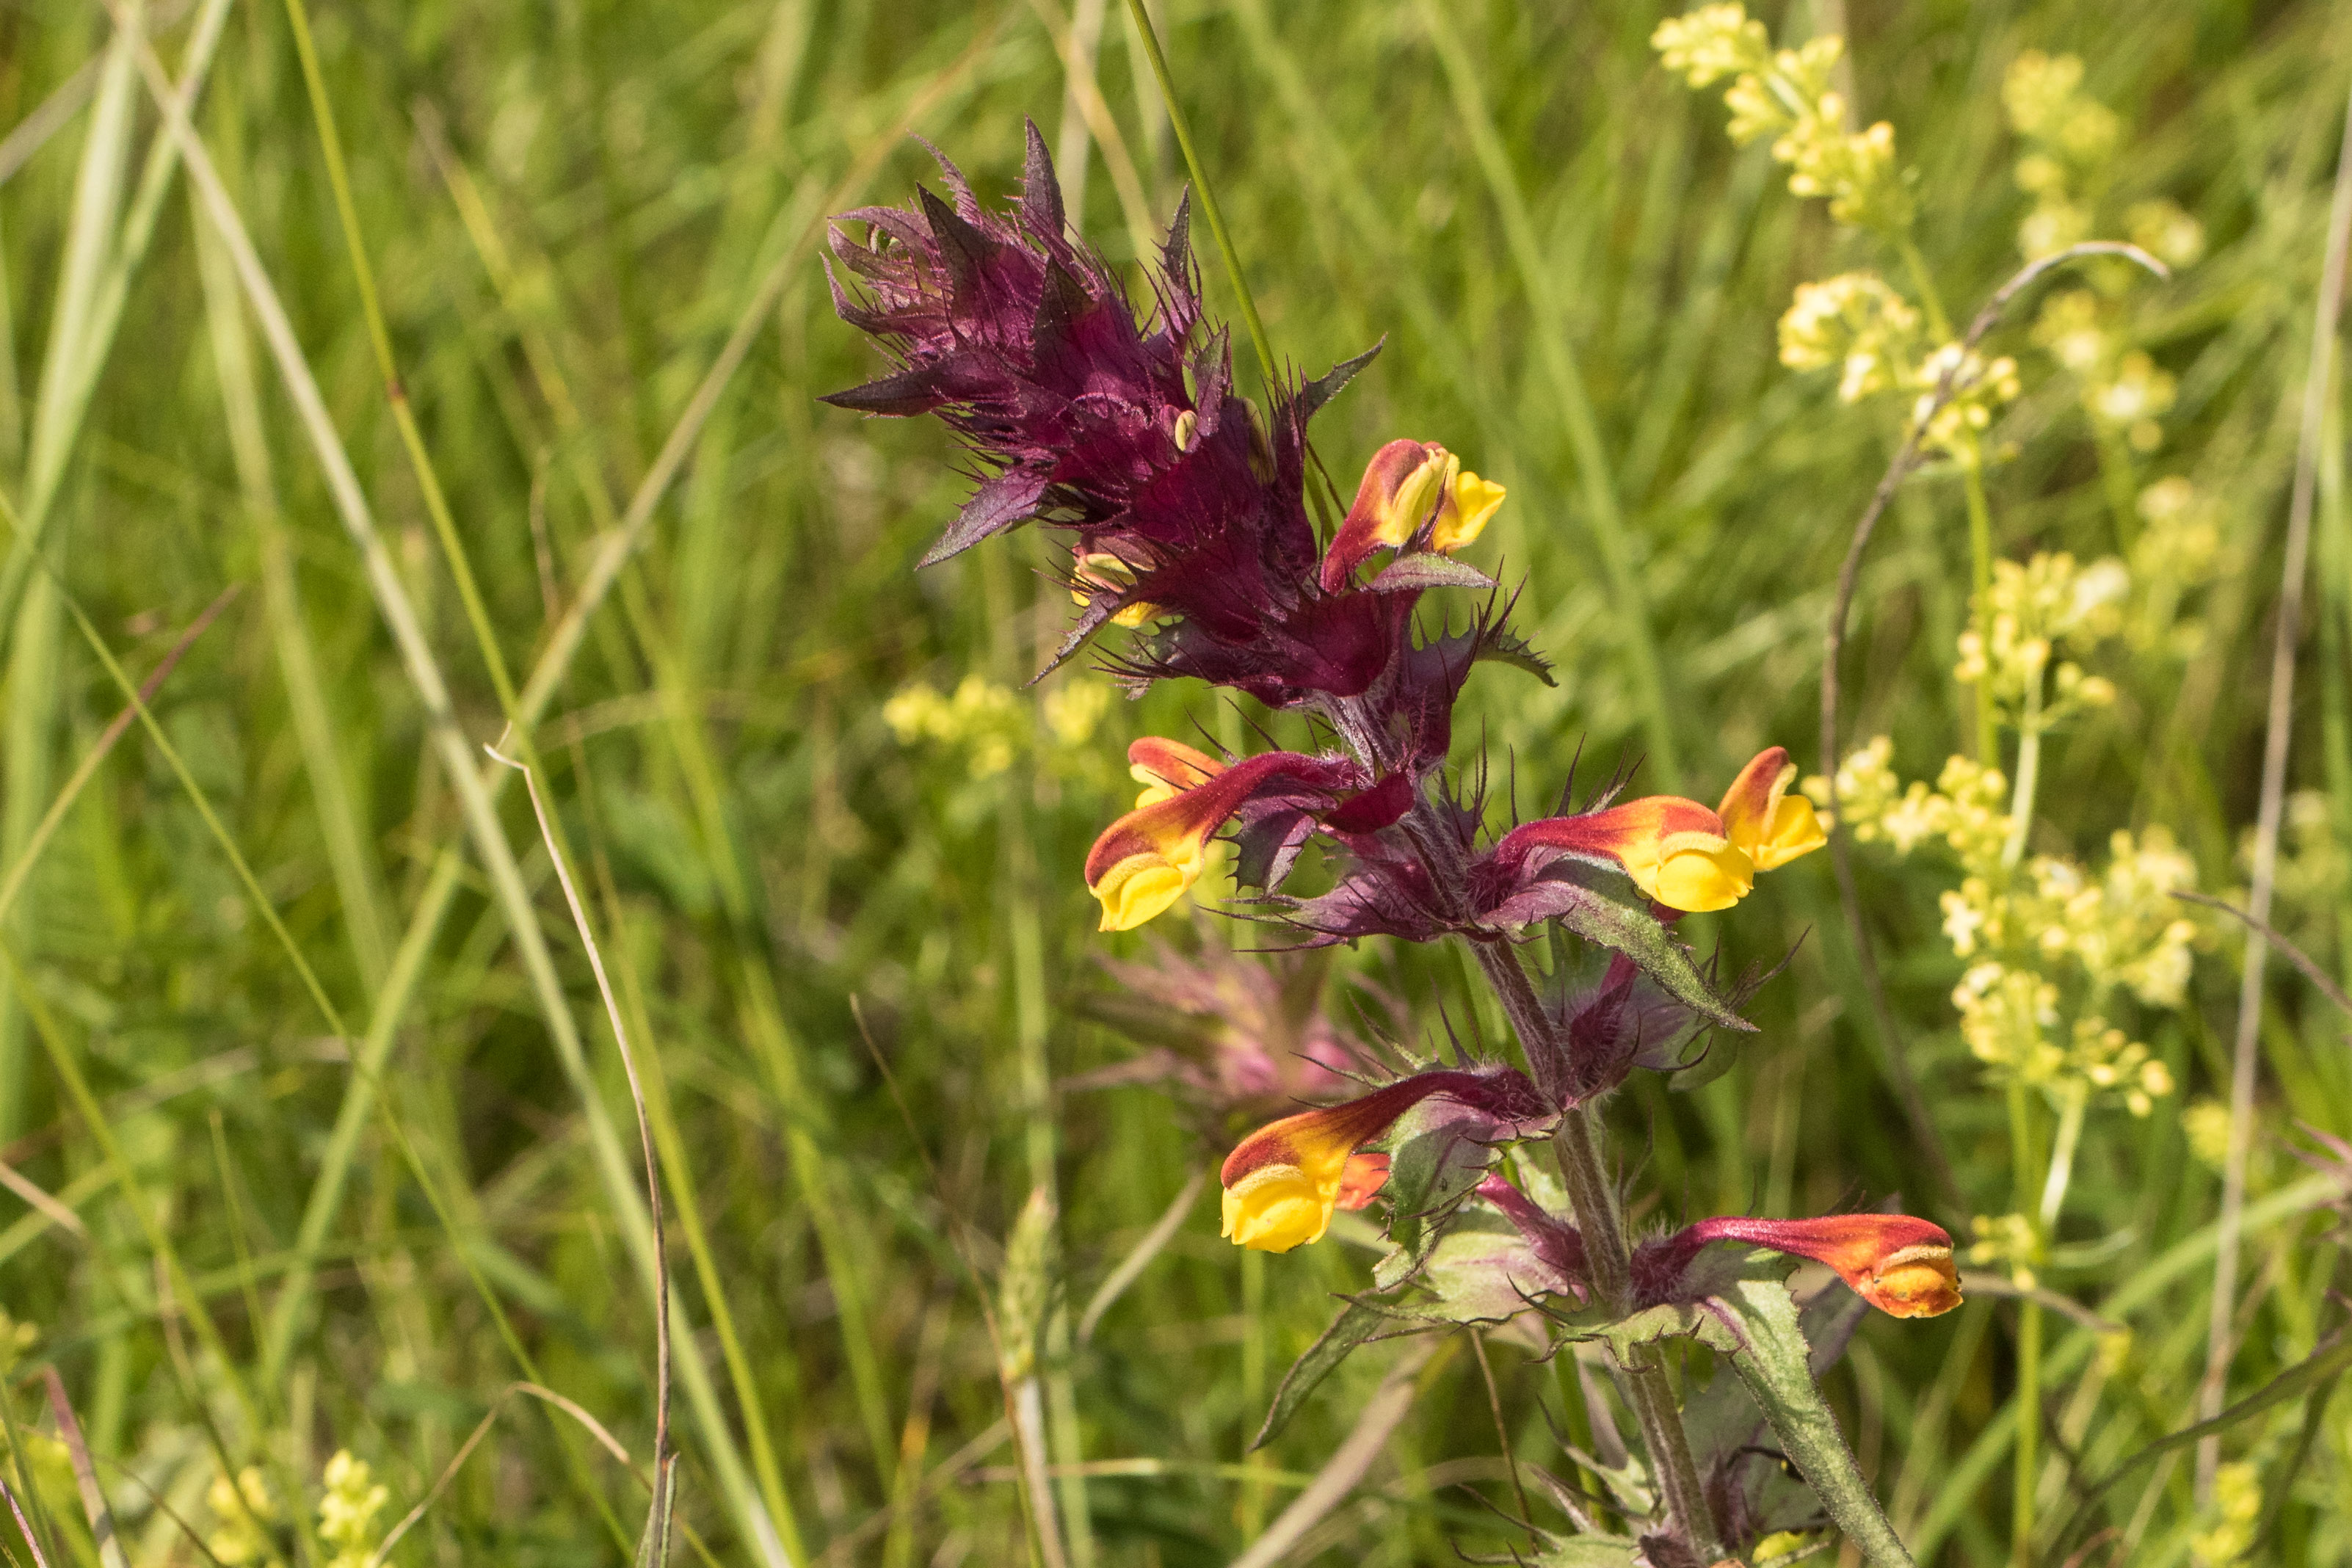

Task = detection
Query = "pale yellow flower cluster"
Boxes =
[2190,1461,2262,1567]
[1653,5,1909,229]
[1968,1211,2041,1286]
[207,1468,281,1566]
[1779,274,1922,402]
[2005,52,2199,457]
[1953,551,2125,719]
[2115,477,2227,656]
[883,673,1111,780]
[1775,279,2019,459]
[1910,343,2023,462]
[320,1451,391,1568]
[1812,741,2192,1112]
[2003,51,2120,261]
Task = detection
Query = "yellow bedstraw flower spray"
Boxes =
[319,1451,390,1568]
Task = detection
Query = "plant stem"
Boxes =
[1963,451,2000,768]
[2013,1297,2042,1567]
[2093,423,2142,554]
[2002,675,2044,869]
[1467,939,1722,1559]
[1897,236,1953,341]
[2006,1075,2042,1567]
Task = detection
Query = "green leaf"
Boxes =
[1368,553,1500,592]
[1357,1213,1572,1326]
[1368,1086,1555,1288]
[1533,1535,1641,1567]
[1473,622,1558,686]
[1252,1298,1421,1451]
[1576,1299,1743,1369]
[1710,1277,1917,1568]
[1552,890,1754,1037]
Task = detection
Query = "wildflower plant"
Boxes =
[827,121,1959,1565]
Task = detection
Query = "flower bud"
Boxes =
[1320,440,1458,590]
[1663,1213,1964,1318]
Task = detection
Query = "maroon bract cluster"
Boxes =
[823,123,1528,774]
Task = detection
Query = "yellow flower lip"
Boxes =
[1217,1076,1507,1254]
[1432,469,1506,554]
[1718,746,1829,871]
[1084,745,1338,933]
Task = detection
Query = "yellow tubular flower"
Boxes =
[1084,747,1321,932]
[1220,1080,1455,1252]
[1496,796,1757,913]
[1717,746,1829,871]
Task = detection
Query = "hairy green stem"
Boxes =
[1468,939,1721,1558]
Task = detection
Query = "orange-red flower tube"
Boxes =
[1495,796,1756,913]
[1717,747,1827,871]
[1663,1214,1964,1318]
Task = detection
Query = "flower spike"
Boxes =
[1717,746,1828,871]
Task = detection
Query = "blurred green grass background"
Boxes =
[0,0,2348,1563]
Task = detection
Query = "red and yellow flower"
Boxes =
[1085,743,1346,932]
[1497,795,1754,913]
[1655,1213,1964,1318]
[1218,1072,1523,1253]
[1319,440,1507,590]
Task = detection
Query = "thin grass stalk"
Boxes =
[1118,0,1275,385]
[111,24,767,1553]
[233,32,1003,1550]
[0,583,233,926]
[0,0,139,1147]
[1414,0,1682,787]
[567,755,810,1563]
[421,101,901,1494]
[0,0,236,625]
[1227,1337,1445,1568]
[489,748,678,1556]
[1031,0,1157,266]
[187,161,393,990]
[2199,77,2352,1499]
[1911,1172,2345,1558]
[0,57,101,193]
[276,0,520,717]
[0,938,308,1568]
[37,1373,126,1568]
